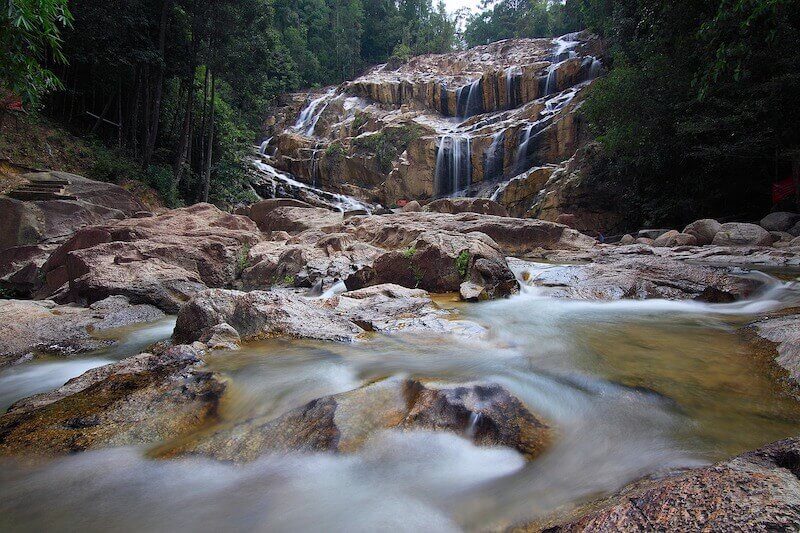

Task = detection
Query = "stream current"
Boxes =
[1,267,800,531]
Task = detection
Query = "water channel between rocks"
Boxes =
[1,267,799,531]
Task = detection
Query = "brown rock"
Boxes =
[0,345,226,456]
[712,222,773,247]
[683,218,722,245]
[166,379,549,462]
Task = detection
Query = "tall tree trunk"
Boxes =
[143,0,174,168]
[172,76,195,190]
[201,70,215,203]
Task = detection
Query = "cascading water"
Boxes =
[456,79,483,119]
[294,89,335,137]
[484,131,506,182]
[435,135,472,197]
[544,32,581,96]
[252,159,370,213]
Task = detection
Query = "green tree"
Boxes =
[0,0,72,107]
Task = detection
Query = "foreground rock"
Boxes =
[165,378,549,462]
[0,296,164,368]
[40,203,261,312]
[511,256,760,301]
[529,437,800,531]
[173,284,485,345]
[0,345,225,456]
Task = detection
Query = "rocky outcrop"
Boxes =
[165,378,549,462]
[39,203,261,312]
[173,285,485,345]
[0,172,149,296]
[512,256,760,301]
[352,230,518,298]
[0,344,225,456]
[531,437,800,531]
[0,296,164,369]
[423,197,508,216]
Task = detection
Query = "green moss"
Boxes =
[352,123,424,174]
[456,250,470,278]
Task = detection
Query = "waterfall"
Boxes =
[294,89,335,137]
[258,137,273,156]
[505,67,520,109]
[544,33,581,96]
[513,121,548,175]
[310,149,321,188]
[456,79,483,119]
[252,159,370,213]
[484,131,505,182]
[435,135,472,197]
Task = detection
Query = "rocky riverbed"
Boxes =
[2,170,800,530]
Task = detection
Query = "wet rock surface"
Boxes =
[0,296,164,369]
[528,437,800,532]
[511,256,760,301]
[167,378,549,462]
[0,345,225,456]
[173,284,485,345]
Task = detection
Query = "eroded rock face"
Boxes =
[40,203,261,312]
[533,437,800,532]
[0,172,149,296]
[165,378,549,462]
[0,345,225,456]
[0,296,164,368]
[173,285,485,345]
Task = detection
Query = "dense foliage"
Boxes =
[463,0,584,47]
[581,0,800,226]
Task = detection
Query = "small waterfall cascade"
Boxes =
[483,131,506,182]
[252,159,370,213]
[294,89,335,137]
[505,67,521,109]
[310,149,321,188]
[456,79,483,119]
[258,137,273,156]
[544,32,581,96]
[435,135,473,197]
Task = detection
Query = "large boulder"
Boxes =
[760,212,800,232]
[0,296,164,369]
[173,285,485,345]
[164,378,550,462]
[682,218,722,245]
[653,230,697,248]
[0,345,226,456]
[532,437,800,531]
[40,203,260,312]
[357,230,518,298]
[712,222,773,247]
[423,198,509,217]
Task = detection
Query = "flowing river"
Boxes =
[1,268,799,531]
